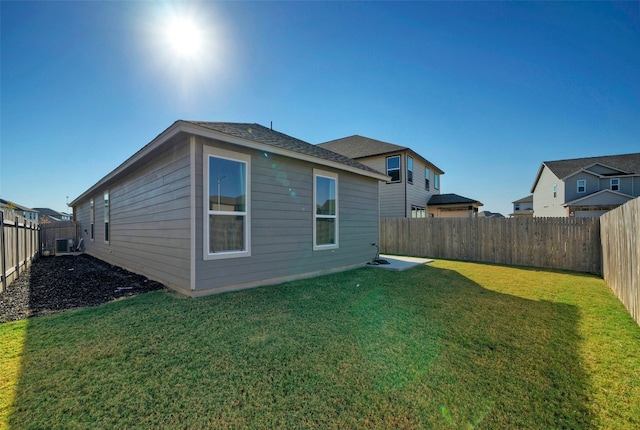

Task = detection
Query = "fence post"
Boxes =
[14,215,19,279]
[1,211,5,293]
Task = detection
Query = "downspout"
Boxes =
[404,152,407,218]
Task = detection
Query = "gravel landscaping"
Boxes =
[0,254,166,323]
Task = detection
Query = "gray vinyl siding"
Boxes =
[353,152,439,218]
[407,158,435,213]
[565,171,600,203]
[356,154,405,217]
[194,136,379,293]
[75,138,192,291]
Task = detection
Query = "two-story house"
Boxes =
[318,135,445,218]
[530,153,640,217]
[510,195,534,218]
[0,198,39,222]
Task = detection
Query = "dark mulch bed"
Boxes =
[0,254,166,323]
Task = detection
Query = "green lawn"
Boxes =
[2,260,639,429]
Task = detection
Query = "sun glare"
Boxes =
[139,3,234,104]
[165,16,204,59]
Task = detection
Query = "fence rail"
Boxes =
[1,211,40,293]
[380,216,601,274]
[601,198,640,326]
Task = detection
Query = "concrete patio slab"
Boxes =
[367,254,434,271]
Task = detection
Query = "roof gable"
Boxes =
[531,152,640,192]
[563,189,634,206]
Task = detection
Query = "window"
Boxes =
[204,147,251,260]
[407,157,413,184]
[434,174,440,190]
[314,169,338,250]
[577,180,586,193]
[514,203,520,211]
[411,205,426,218]
[386,155,401,183]
[553,184,557,198]
[90,199,94,240]
[611,178,620,191]
[103,192,109,243]
[425,167,430,190]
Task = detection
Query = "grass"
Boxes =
[1,260,639,429]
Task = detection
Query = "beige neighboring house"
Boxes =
[427,193,483,218]
[531,153,640,217]
[510,195,534,218]
[318,135,445,218]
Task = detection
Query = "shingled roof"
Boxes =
[531,152,640,192]
[543,153,640,179]
[428,193,482,206]
[187,122,385,177]
[318,135,444,173]
[318,135,407,159]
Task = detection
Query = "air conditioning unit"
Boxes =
[55,238,74,254]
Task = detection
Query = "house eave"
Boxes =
[71,121,389,206]
[561,189,634,207]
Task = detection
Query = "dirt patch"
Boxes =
[0,254,166,323]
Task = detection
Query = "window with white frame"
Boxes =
[204,147,250,260]
[314,169,338,250]
[553,184,557,198]
[577,179,586,193]
[425,167,430,190]
[411,205,426,218]
[407,156,413,184]
[434,173,440,190]
[386,155,401,183]
[611,178,619,191]
[104,192,110,243]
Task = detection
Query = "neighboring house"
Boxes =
[510,195,534,218]
[478,210,505,218]
[71,121,389,296]
[427,193,483,218]
[531,153,640,217]
[318,135,444,218]
[0,198,39,222]
[34,208,73,223]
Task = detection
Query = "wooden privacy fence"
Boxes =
[40,221,80,254]
[601,197,640,326]
[0,211,40,293]
[380,217,601,274]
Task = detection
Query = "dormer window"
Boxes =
[611,178,619,191]
[577,180,586,193]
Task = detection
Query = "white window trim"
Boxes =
[203,146,251,260]
[386,155,401,183]
[434,174,440,190]
[425,167,430,190]
[313,169,339,251]
[611,178,620,191]
[407,156,413,184]
[577,179,586,193]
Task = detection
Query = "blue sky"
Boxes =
[1,1,639,216]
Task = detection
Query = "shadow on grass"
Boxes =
[6,263,594,428]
